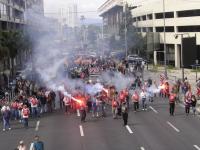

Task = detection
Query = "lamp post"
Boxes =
[163,0,167,78]
[175,33,190,82]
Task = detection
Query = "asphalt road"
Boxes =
[1,97,200,150]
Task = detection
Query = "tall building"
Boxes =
[131,0,200,67]
[26,0,44,15]
[98,0,123,37]
[0,0,26,30]
[60,3,79,28]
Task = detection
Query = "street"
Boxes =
[1,97,200,150]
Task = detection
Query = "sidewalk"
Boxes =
[144,65,200,113]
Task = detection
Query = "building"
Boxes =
[131,0,200,67]
[98,0,124,37]
[0,0,26,30]
[60,3,79,28]
[26,0,44,14]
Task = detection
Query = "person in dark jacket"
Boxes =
[122,102,128,126]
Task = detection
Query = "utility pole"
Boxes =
[124,1,128,58]
[163,0,167,78]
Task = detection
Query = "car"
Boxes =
[127,54,138,60]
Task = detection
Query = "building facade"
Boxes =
[131,0,200,67]
[0,0,26,30]
[60,3,79,28]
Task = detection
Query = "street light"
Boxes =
[174,33,190,82]
[163,0,167,78]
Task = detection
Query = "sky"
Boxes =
[44,0,106,19]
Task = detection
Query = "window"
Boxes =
[137,16,141,21]
[156,26,174,32]
[142,27,146,32]
[147,27,153,32]
[142,15,146,21]
[155,12,174,19]
[147,14,153,20]
[177,9,200,17]
[133,17,136,22]
[178,26,200,32]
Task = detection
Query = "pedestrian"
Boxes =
[191,95,197,115]
[122,102,128,126]
[17,140,27,150]
[140,90,147,111]
[112,99,118,119]
[185,89,192,116]
[1,104,11,131]
[80,99,87,123]
[30,135,44,150]
[169,93,176,116]
[21,105,30,128]
[132,91,139,112]
[29,95,39,118]
[63,96,71,115]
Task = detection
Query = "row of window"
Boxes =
[133,9,200,22]
[0,2,24,20]
[137,26,200,32]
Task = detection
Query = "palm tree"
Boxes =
[0,31,24,78]
[0,46,9,73]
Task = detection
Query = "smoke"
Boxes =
[23,4,137,96]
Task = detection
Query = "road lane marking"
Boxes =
[149,106,158,114]
[167,121,180,132]
[79,125,84,137]
[140,147,145,150]
[77,109,80,117]
[35,121,40,131]
[125,125,133,134]
[194,145,200,150]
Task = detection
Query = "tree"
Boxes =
[0,31,25,77]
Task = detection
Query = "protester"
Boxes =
[21,105,30,128]
[169,93,176,116]
[122,102,128,126]
[185,89,192,115]
[1,104,11,131]
[191,95,197,115]
[140,90,147,111]
[30,135,44,150]
[132,91,139,112]
[17,141,27,150]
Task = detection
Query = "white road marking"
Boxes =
[167,121,180,132]
[149,106,158,114]
[125,125,133,134]
[140,147,145,150]
[194,145,200,150]
[77,109,80,117]
[79,125,84,137]
[35,121,40,131]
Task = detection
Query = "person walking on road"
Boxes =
[169,93,176,116]
[185,89,192,116]
[80,99,87,123]
[191,95,197,115]
[17,140,27,150]
[140,90,147,111]
[1,104,11,131]
[112,99,118,119]
[30,135,44,150]
[132,91,139,112]
[21,105,30,128]
[122,102,128,126]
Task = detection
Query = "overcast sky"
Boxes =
[44,0,106,19]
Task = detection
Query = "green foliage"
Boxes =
[108,4,146,56]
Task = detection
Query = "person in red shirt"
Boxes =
[29,95,39,118]
[169,93,176,116]
[11,100,19,120]
[21,105,30,128]
[132,91,139,112]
